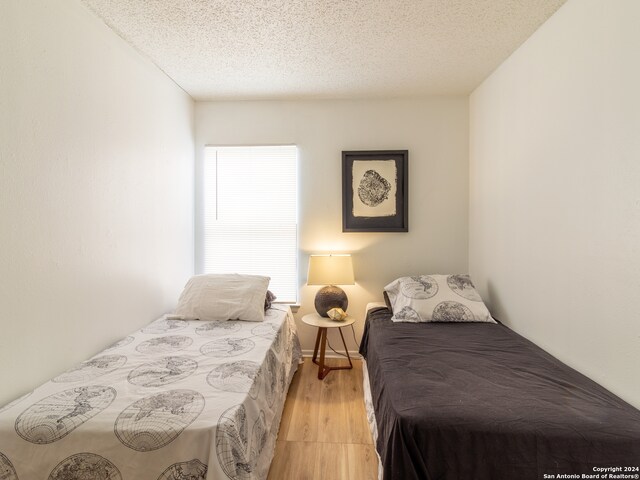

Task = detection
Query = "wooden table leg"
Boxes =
[312,327,322,364]
[318,328,328,379]
[338,327,353,370]
[311,326,353,380]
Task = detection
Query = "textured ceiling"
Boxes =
[80,0,566,100]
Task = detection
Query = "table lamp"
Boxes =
[307,254,355,317]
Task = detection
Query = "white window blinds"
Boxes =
[203,145,298,302]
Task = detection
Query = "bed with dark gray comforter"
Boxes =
[360,307,640,480]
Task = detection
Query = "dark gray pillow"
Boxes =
[264,290,276,311]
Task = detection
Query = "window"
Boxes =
[202,145,298,302]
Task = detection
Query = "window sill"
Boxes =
[275,302,300,313]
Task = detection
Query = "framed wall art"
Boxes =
[342,150,408,232]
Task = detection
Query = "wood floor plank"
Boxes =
[346,443,379,480]
[317,368,349,443]
[343,360,374,445]
[284,359,322,442]
[313,442,349,479]
[268,358,379,479]
[278,358,302,438]
[267,440,318,480]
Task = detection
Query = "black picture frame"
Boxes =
[342,150,408,232]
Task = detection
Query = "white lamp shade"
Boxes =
[307,254,355,286]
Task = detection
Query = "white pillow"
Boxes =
[385,274,495,324]
[175,274,270,322]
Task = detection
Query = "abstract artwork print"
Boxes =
[352,160,397,218]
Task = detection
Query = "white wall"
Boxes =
[0,0,194,406]
[195,98,469,353]
[469,0,640,407]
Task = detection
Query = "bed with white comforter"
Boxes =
[0,305,301,480]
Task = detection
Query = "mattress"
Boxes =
[360,306,640,480]
[0,305,301,480]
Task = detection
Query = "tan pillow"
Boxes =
[175,274,270,322]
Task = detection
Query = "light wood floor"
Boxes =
[267,358,379,480]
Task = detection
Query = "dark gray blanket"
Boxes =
[360,307,640,480]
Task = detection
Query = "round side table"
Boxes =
[302,313,355,380]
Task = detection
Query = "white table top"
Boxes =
[302,312,356,328]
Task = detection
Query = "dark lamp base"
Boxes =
[314,285,348,317]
